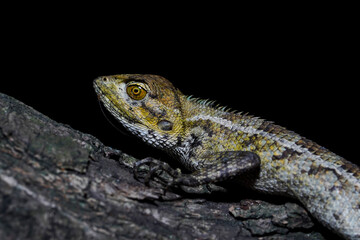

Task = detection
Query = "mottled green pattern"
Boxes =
[94,74,359,240]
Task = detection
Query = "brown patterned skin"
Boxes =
[94,74,360,240]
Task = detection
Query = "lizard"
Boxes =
[93,74,360,240]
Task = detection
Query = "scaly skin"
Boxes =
[94,74,360,240]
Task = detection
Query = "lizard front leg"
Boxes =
[134,151,260,193]
[172,151,260,187]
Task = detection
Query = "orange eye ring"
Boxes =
[126,84,147,100]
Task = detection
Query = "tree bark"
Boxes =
[0,93,328,240]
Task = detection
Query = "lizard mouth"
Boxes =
[93,80,139,125]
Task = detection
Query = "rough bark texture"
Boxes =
[0,92,329,240]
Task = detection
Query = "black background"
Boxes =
[1,6,358,165]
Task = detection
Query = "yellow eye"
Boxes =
[126,84,147,100]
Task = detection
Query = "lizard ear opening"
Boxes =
[157,120,173,131]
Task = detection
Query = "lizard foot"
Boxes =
[133,157,228,195]
[133,157,181,188]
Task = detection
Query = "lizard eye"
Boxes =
[126,84,147,100]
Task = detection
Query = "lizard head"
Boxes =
[94,74,185,149]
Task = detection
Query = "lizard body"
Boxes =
[94,74,360,240]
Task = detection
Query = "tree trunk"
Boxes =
[0,93,328,240]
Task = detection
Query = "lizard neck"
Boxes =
[172,96,238,170]
[180,95,235,127]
